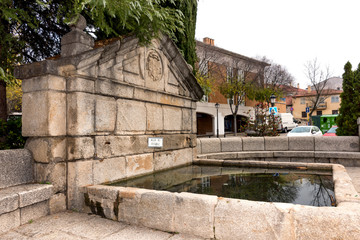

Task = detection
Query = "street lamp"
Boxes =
[215,103,220,138]
[270,94,276,107]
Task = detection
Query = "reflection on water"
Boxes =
[110,165,335,207]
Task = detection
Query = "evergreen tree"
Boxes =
[337,62,360,136]
[167,0,198,70]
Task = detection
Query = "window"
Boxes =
[319,97,325,103]
[317,110,322,116]
[331,96,339,103]
[300,98,306,104]
[237,69,244,81]
[226,67,233,81]
[302,112,307,118]
[332,110,339,115]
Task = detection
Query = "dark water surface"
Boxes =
[110,165,335,207]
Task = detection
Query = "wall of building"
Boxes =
[292,94,341,120]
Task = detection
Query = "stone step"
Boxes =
[0,184,53,234]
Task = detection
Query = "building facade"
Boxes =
[196,38,268,136]
[291,88,342,121]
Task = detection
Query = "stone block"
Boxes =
[214,198,293,240]
[26,137,66,163]
[0,209,20,234]
[87,185,119,200]
[205,152,237,160]
[17,184,53,208]
[156,134,191,151]
[242,137,265,151]
[67,137,95,161]
[196,139,201,155]
[292,205,360,239]
[288,137,314,151]
[237,151,273,159]
[200,138,221,154]
[158,94,184,108]
[173,192,217,239]
[34,163,66,193]
[116,99,146,134]
[68,160,94,211]
[264,137,288,151]
[67,92,95,135]
[93,157,126,184]
[126,153,154,178]
[163,106,188,133]
[95,135,150,158]
[274,151,314,158]
[118,187,145,225]
[137,190,175,232]
[22,91,66,136]
[146,103,163,131]
[315,151,360,159]
[133,88,158,103]
[95,96,116,132]
[154,148,193,171]
[315,136,359,152]
[270,157,291,162]
[67,77,94,93]
[290,158,315,163]
[192,108,197,133]
[220,137,242,152]
[0,149,33,188]
[22,75,66,93]
[0,192,18,215]
[182,108,192,131]
[95,79,134,98]
[20,200,49,225]
[49,193,66,214]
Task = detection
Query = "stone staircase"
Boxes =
[0,149,53,234]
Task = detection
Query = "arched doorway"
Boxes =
[196,112,214,136]
[224,115,248,133]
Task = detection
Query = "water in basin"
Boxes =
[109,164,335,207]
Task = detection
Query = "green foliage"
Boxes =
[162,0,197,69]
[195,71,215,98]
[337,62,360,136]
[76,0,184,45]
[0,116,26,150]
[243,103,280,137]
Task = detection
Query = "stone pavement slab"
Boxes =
[0,211,205,240]
[345,167,360,193]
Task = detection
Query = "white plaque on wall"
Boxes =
[148,137,163,148]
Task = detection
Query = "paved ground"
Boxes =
[0,211,204,240]
[2,167,360,240]
[345,167,360,193]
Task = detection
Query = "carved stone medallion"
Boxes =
[146,50,163,81]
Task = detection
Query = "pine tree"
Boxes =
[337,62,360,136]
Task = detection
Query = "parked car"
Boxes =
[275,113,298,133]
[287,126,323,137]
[323,126,338,136]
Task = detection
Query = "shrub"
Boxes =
[0,116,26,149]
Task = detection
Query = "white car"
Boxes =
[287,126,323,137]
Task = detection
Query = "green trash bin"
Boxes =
[311,115,338,133]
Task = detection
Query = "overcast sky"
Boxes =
[195,0,360,88]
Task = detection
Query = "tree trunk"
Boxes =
[233,113,237,136]
[0,80,6,121]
